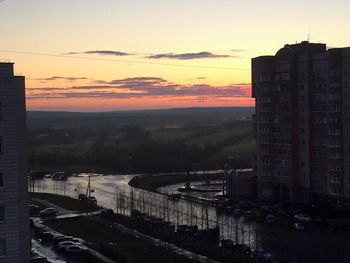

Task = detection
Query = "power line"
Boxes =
[0,49,249,71]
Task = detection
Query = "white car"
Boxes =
[57,241,76,252]
[65,244,88,254]
[39,208,58,217]
[294,213,312,222]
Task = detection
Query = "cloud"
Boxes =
[64,50,131,56]
[230,49,246,52]
[27,77,251,100]
[36,76,88,82]
[145,51,232,60]
[29,87,69,91]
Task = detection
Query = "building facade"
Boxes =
[0,63,30,261]
[252,41,350,208]
[223,168,256,200]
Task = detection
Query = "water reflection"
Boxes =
[31,174,258,249]
[30,174,350,263]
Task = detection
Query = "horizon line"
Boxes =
[26,105,255,113]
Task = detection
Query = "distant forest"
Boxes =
[27,107,255,173]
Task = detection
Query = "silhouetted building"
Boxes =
[252,41,350,208]
[0,63,30,261]
[223,168,255,200]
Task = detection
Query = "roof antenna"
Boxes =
[307,20,311,42]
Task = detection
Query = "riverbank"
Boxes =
[30,192,102,213]
[128,172,223,193]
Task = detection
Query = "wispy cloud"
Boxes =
[36,76,88,82]
[145,51,232,60]
[27,77,251,100]
[230,49,246,52]
[64,50,131,56]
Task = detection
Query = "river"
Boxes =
[31,173,350,263]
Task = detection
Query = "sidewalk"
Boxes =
[32,198,75,215]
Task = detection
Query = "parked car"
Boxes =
[31,254,48,262]
[53,236,79,247]
[294,213,312,222]
[65,244,88,254]
[294,222,306,231]
[40,231,58,242]
[29,204,39,211]
[57,241,76,252]
[39,208,58,217]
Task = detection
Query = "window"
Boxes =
[330,177,342,183]
[0,136,2,154]
[0,173,3,187]
[328,129,341,135]
[329,164,342,171]
[329,140,341,148]
[330,152,341,160]
[331,188,342,195]
[0,240,5,256]
[0,206,4,223]
[336,200,342,207]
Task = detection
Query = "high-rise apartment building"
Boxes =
[252,41,350,208]
[0,63,29,261]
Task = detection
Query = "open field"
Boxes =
[28,107,254,173]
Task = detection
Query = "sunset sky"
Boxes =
[1,0,349,111]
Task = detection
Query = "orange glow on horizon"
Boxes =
[26,96,254,112]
